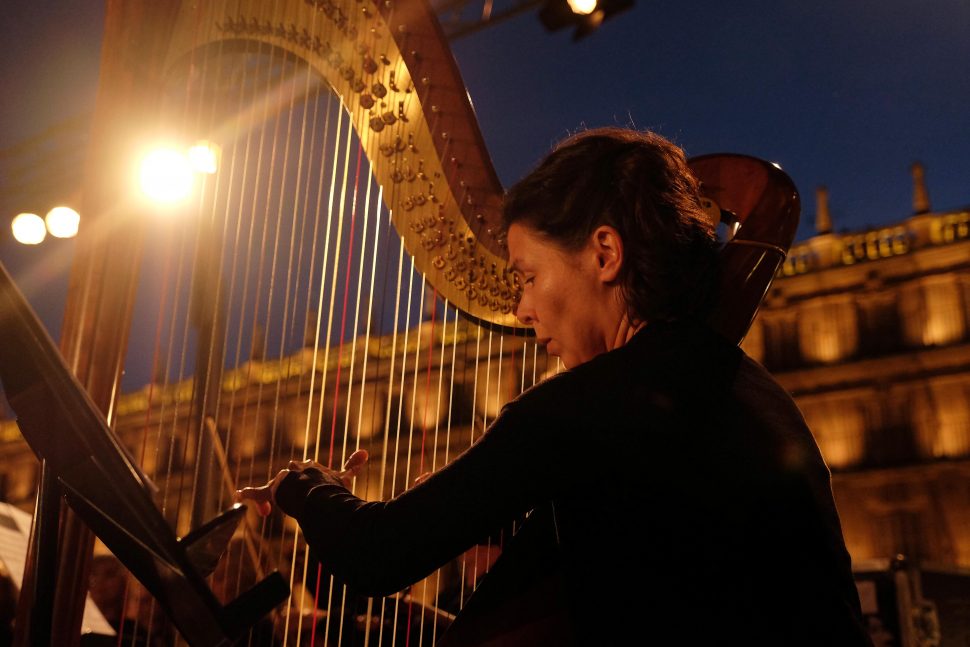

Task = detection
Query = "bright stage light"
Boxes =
[139,148,194,204]
[567,0,597,14]
[539,0,631,39]
[12,213,47,245]
[45,206,81,238]
[188,141,220,175]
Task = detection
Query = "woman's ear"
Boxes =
[590,225,623,283]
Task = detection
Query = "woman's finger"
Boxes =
[236,485,274,516]
[342,449,369,474]
[337,450,369,488]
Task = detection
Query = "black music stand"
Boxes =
[0,261,288,646]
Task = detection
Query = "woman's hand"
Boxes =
[235,450,369,517]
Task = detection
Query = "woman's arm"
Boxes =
[251,388,575,597]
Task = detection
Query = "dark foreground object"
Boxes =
[0,261,289,646]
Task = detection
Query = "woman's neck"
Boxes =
[610,316,647,352]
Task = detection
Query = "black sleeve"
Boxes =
[274,380,578,597]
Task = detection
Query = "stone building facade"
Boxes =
[742,167,970,567]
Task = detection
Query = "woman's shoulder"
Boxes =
[501,343,639,423]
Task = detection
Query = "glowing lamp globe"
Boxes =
[188,141,220,175]
[12,213,46,245]
[45,206,81,238]
[139,148,194,204]
[567,0,597,14]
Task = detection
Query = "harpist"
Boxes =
[240,127,872,646]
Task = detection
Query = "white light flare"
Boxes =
[139,148,194,204]
[12,213,47,245]
[567,0,597,15]
[188,141,220,175]
[45,206,81,238]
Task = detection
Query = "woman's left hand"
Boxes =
[235,450,369,516]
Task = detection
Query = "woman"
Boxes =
[239,128,870,645]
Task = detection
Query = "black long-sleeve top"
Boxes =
[276,321,871,645]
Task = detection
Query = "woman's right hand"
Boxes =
[235,450,369,516]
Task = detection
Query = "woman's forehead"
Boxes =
[509,225,591,281]
[507,223,548,268]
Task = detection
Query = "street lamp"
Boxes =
[11,213,47,245]
[139,147,195,204]
[539,0,633,39]
[45,206,81,238]
[188,140,220,175]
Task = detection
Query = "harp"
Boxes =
[0,0,799,645]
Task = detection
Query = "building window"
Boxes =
[911,379,970,460]
[797,297,859,364]
[899,275,967,348]
[761,313,801,371]
[857,292,902,357]
[800,395,872,469]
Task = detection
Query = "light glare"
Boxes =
[188,141,220,174]
[567,0,597,15]
[12,213,46,245]
[139,148,194,204]
[45,206,81,238]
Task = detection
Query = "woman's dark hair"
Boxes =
[502,127,719,323]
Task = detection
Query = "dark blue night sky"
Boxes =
[2,0,969,345]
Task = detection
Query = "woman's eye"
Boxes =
[524,276,535,286]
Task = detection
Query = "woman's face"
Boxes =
[507,223,621,369]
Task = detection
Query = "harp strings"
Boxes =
[284,59,347,647]
[314,128,368,647]
[105,0,568,643]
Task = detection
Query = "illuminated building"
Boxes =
[743,164,970,566]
